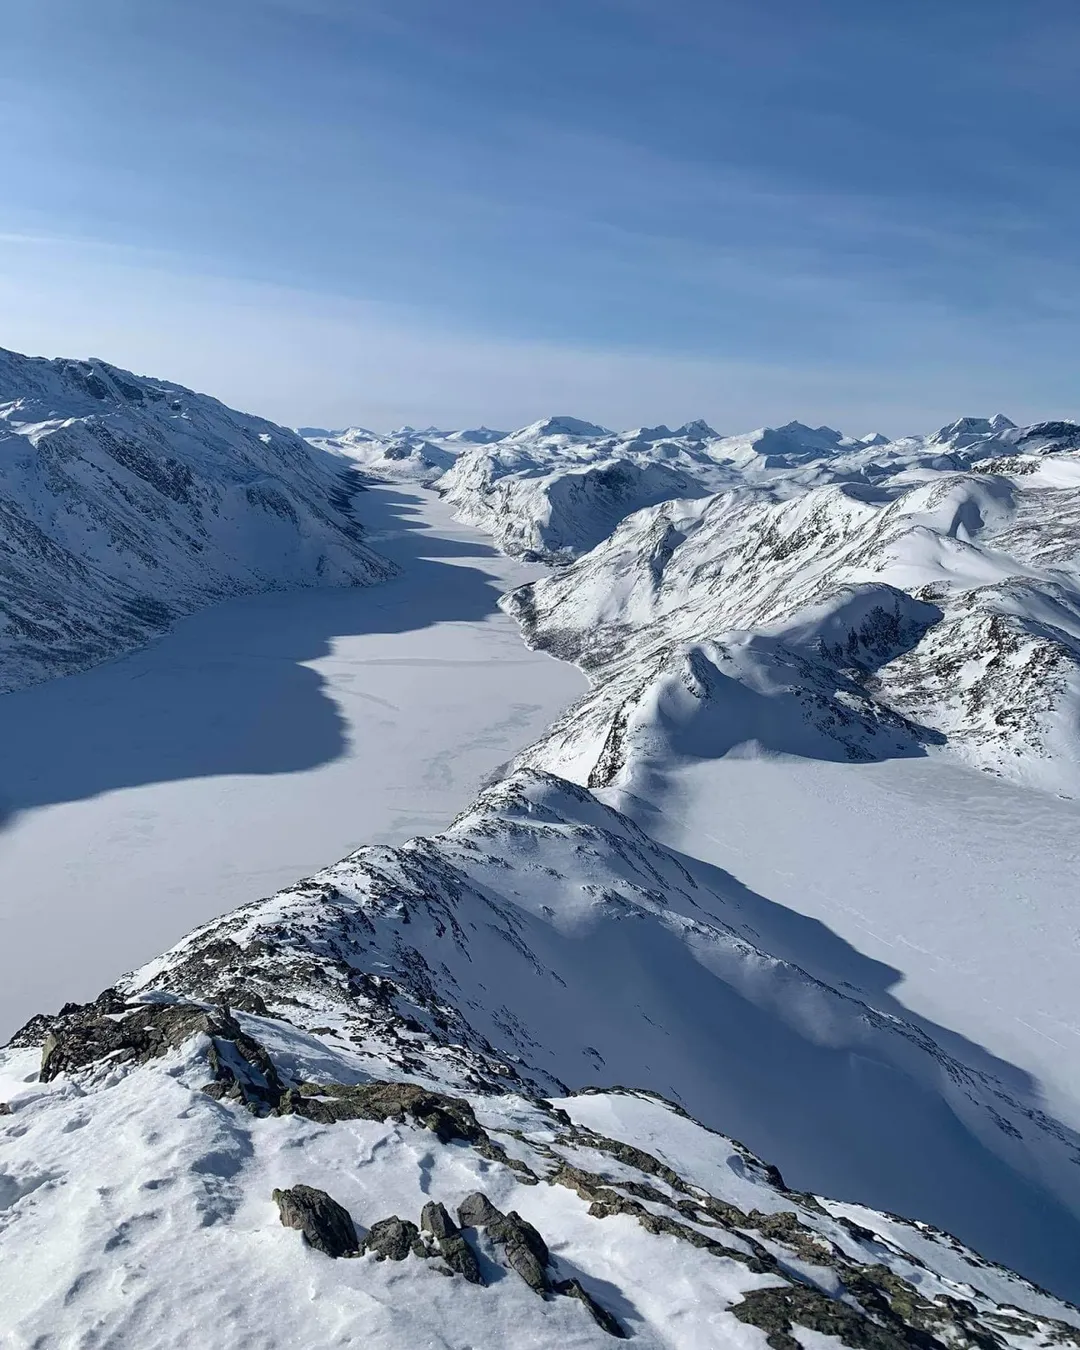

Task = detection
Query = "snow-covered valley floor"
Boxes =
[602,753,1080,1138]
[0,484,586,1039]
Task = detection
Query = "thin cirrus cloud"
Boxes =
[0,0,1077,430]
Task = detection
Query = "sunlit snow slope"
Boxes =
[0,348,390,691]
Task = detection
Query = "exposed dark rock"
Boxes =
[438,1233,484,1284]
[487,1212,551,1294]
[733,1284,945,1350]
[7,987,127,1051]
[216,986,270,1017]
[555,1278,627,1338]
[455,1191,550,1293]
[549,1161,773,1273]
[201,1026,284,1113]
[363,1216,424,1261]
[26,992,286,1115]
[764,1163,787,1191]
[273,1184,359,1259]
[284,1080,488,1147]
[0,1102,11,1115]
[502,1210,548,1267]
[4,1013,54,1050]
[40,1001,217,1081]
[578,1132,685,1191]
[747,1209,836,1263]
[420,1200,459,1240]
[457,1191,504,1229]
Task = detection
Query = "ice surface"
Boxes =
[0,485,585,1039]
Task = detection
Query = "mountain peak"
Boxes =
[508,415,611,441]
[672,418,717,439]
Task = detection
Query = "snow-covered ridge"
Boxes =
[4,767,1080,1343]
[8,370,1080,1342]
[429,413,1071,564]
[437,418,737,562]
[0,348,392,692]
[503,426,1080,794]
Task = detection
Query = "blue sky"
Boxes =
[2,0,1078,433]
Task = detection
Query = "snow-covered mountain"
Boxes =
[438,413,1080,565]
[7,380,1080,1344]
[439,417,743,561]
[499,417,1080,794]
[307,425,461,485]
[0,349,391,692]
[4,768,1080,1343]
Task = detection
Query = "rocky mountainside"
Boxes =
[0,348,391,692]
[4,766,1080,1344]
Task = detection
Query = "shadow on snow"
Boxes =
[0,485,508,818]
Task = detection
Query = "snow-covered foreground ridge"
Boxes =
[0,348,390,692]
[4,768,1080,1344]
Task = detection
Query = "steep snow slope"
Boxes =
[0,483,587,1042]
[7,1013,1078,1349]
[490,426,1080,1273]
[4,768,1080,1347]
[0,348,390,692]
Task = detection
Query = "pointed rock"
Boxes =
[457,1190,503,1229]
[421,1200,459,1239]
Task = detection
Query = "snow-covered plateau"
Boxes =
[3,356,1080,1346]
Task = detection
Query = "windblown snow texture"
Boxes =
[0,348,391,692]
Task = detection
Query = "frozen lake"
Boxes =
[0,484,586,1039]
[606,752,1080,1134]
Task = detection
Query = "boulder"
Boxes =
[273,1184,359,1258]
[456,1190,503,1229]
[438,1233,483,1284]
[456,1192,551,1294]
[420,1200,458,1239]
[363,1216,424,1261]
[488,1211,550,1294]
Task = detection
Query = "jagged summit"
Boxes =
[621,420,718,442]
[672,418,717,439]
[930,414,1018,446]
